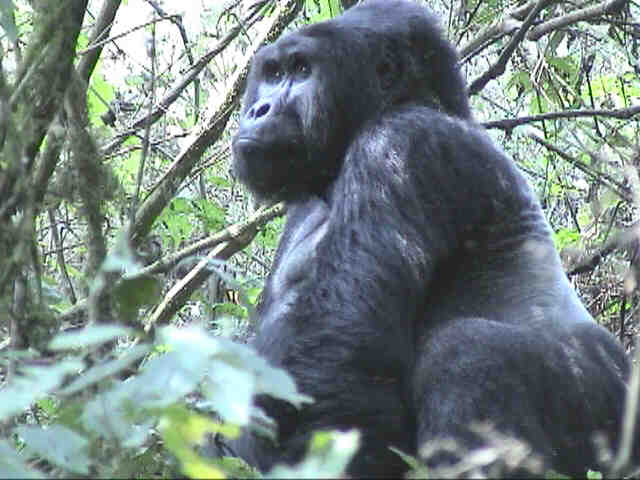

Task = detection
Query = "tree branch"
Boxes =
[143,202,285,329]
[482,104,640,131]
[528,0,628,41]
[32,0,122,212]
[131,0,303,241]
[568,221,640,277]
[100,6,263,156]
[528,133,630,202]
[468,0,554,95]
[56,202,285,327]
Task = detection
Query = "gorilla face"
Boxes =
[232,29,361,201]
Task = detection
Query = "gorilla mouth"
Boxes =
[232,136,262,151]
[233,136,260,145]
[232,136,272,163]
[233,136,305,165]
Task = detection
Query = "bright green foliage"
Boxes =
[0,322,315,477]
[553,228,580,251]
[87,63,116,120]
[305,0,342,23]
[156,197,226,247]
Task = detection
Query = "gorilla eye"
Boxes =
[264,61,283,82]
[291,57,310,78]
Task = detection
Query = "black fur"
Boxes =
[228,0,633,477]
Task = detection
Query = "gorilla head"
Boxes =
[232,0,471,201]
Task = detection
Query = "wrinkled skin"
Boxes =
[225,0,635,477]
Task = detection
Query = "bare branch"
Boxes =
[568,222,640,276]
[140,202,286,276]
[509,1,539,20]
[468,0,554,95]
[131,0,303,241]
[143,202,285,329]
[483,104,640,131]
[528,0,629,41]
[76,14,179,55]
[528,133,630,202]
[100,6,262,156]
[460,14,521,59]
[32,0,122,211]
[57,202,286,327]
[77,0,123,82]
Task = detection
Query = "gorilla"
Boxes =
[227,0,635,476]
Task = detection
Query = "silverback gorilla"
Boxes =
[227,0,634,476]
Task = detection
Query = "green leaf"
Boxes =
[158,326,312,425]
[132,350,206,408]
[305,0,342,22]
[159,404,238,478]
[389,446,424,471]
[0,440,43,479]
[547,56,578,80]
[194,198,226,231]
[82,381,155,447]
[213,301,246,318]
[256,216,285,250]
[209,175,232,188]
[88,63,116,117]
[16,425,90,474]
[113,274,162,323]
[545,469,571,479]
[247,287,262,305]
[36,396,58,417]
[49,324,133,350]
[214,456,260,478]
[59,344,151,395]
[553,228,580,251]
[202,360,253,424]
[157,198,197,246]
[0,0,18,44]
[0,359,84,420]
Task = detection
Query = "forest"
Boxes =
[0,0,639,477]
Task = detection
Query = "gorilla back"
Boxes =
[228,0,635,476]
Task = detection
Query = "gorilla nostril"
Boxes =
[255,103,270,118]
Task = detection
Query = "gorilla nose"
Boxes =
[247,101,271,120]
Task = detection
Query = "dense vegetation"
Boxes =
[0,0,638,477]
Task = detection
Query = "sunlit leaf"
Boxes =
[0,440,43,479]
[0,0,18,43]
[16,425,90,474]
[0,359,84,420]
[49,324,133,350]
[59,344,151,395]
